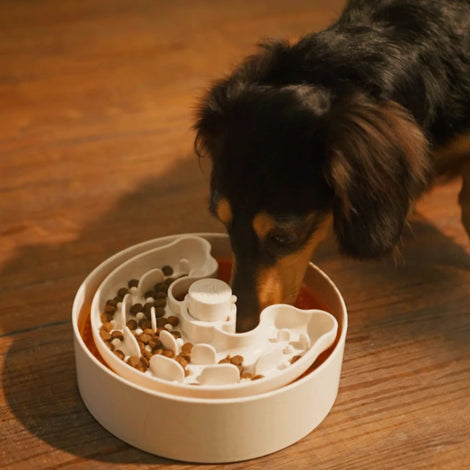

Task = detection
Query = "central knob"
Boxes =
[187,278,236,322]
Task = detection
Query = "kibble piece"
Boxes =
[181,342,193,354]
[153,298,167,308]
[126,319,138,330]
[113,295,123,303]
[171,330,182,339]
[252,374,264,381]
[179,353,191,364]
[162,349,175,358]
[140,355,150,368]
[127,355,141,368]
[114,349,125,360]
[162,265,174,276]
[156,317,167,328]
[104,303,116,314]
[154,291,167,299]
[101,312,114,323]
[241,372,254,380]
[99,329,112,342]
[175,355,188,368]
[142,328,155,336]
[130,303,143,315]
[139,319,151,330]
[149,337,162,349]
[230,355,244,366]
[144,290,156,299]
[153,348,164,355]
[117,287,129,297]
[128,279,139,289]
[166,316,179,327]
[142,349,152,360]
[101,321,113,332]
[164,277,175,286]
[218,356,231,364]
[154,307,165,318]
[111,330,124,341]
[139,333,151,344]
[154,282,168,293]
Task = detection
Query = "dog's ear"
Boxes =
[324,94,431,258]
[194,40,291,160]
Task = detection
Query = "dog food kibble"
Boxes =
[149,337,162,349]
[139,333,151,344]
[144,290,156,299]
[139,319,152,330]
[154,282,168,293]
[114,349,125,360]
[181,342,193,354]
[175,355,189,368]
[99,329,112,342]
[230,355,243,366]
[140,355,150,368]
[111,330,124,341]
[142,349,152,360]
[130,303,143,315]
[117,287,129,297]
[104,303,116,314]
[166,316,179,327]
[126,319,138,330]
[127,355,141,368]
[154,298,167,308]
[154,307,165,318]
[101,312,113,323]
[252,375,264,381]
[241,372,254,380]
[128,279,139,289]
[162,349,175,359]
[162,265,174,276]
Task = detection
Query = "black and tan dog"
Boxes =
[195,0,470,331]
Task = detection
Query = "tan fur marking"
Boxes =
[215,198,233,225]
[256,215,332,309]
[252,212,277,240]
[435,130,470,160]
[434,130,470,178]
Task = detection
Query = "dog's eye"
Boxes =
[268,231,298,248]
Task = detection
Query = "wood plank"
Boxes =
[0,0,468,468]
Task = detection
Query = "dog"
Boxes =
[194,0,470,331]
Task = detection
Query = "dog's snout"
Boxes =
[231,269,261,332]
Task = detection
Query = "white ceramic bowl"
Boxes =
[72,233,348,463]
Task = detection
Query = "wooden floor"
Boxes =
[1,1,469,468]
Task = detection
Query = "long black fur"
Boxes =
[195,0,470,327]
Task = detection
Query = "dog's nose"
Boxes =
[231,273,260,332]
[235,298,260,332]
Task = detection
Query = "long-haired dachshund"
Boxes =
[194,0,470,331]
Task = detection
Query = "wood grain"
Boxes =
[0,1,468,468]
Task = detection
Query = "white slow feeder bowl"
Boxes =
[72,233,348,463]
